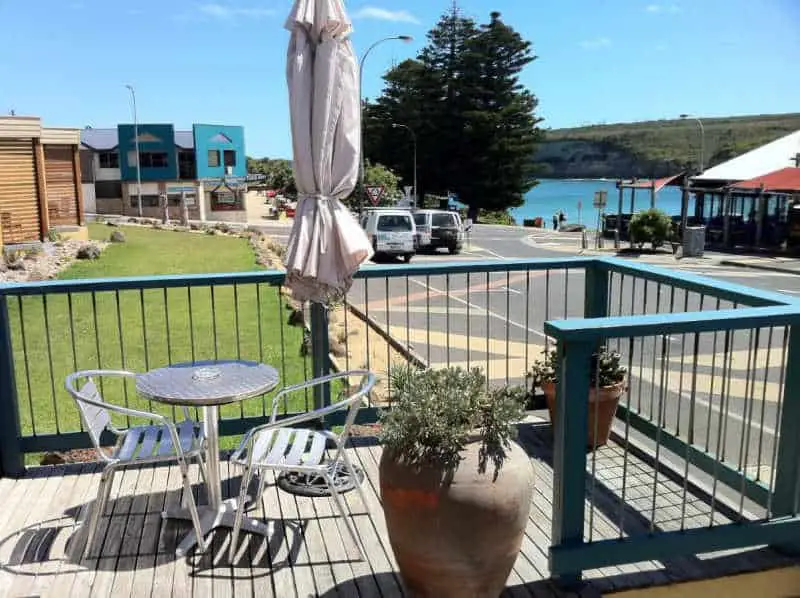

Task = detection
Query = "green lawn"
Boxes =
[9,224,311,453]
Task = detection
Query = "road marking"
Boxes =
[777,289,800,294]
[409,278,547,340]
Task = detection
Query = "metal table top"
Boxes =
[135,360,280,407]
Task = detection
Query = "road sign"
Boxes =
[593,190,608,209]
[366,185,385,206]
[403,185,413,198]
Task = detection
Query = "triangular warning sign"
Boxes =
[365,185,385,206]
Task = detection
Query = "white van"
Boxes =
[360,209,416,263]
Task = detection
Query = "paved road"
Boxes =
[263,221,795,485]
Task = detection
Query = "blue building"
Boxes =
[79,123,249,221]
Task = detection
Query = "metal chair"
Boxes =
[65,369,208,559]
[228,370,377,561]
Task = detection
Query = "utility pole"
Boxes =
[125,85,143,217]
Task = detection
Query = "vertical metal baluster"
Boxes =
[446,274,451,370]
[588,348,601,542]
[755,326,774,481]
[163,287,176,420]
[16,297,36,437]
[467,272,472,368]
[505,270,510,385]
[426,274,431,365]
[277,285,289,385]
[615,273,625,352]
[139,289,152,411]
[618,337,636,537]
[651,331,671,531]
[524,270,530,378]
[675,291,692,436]
[91,292,103,399]
[767,326,789,519]
[705,297,722,452]
[233,284,243,419]
[67,293,80,430]
[256,284,265,417]
[637,281,649,413]
[114,290,129,410]
[343,292,352,374]
[385,277,391,398]
[563,268,569,319]
[405,275,410,358]
[485,271,490,389]
[710,329,733,526]
[739,328,760,516]
[648,285,663,421]
[544,270,551,355]
[681,332,701,531]
[210,286,218,361]
[720,317,738,463]
[188,287,196,364]
[42,295,59,434]
[365,279,371,372]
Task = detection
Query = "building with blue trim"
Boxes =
[79,123,250,221]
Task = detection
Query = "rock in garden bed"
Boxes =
[0,240,108,283]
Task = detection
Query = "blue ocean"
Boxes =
[511,179,683,225]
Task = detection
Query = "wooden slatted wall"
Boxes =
[44,145,78,226]
[0,139,40,244]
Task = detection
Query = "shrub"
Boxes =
[46,229,62,242]
[528,345,627,389]
[380,366,526,474]
[628,208,673,249]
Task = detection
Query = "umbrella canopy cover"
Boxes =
[283,0,373,304]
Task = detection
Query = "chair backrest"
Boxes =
[64,370,136,452]
[329,371,377,461]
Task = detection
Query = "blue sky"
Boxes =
[1,0,798,158]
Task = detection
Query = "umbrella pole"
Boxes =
[310,302,332,409]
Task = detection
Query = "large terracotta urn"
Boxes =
[379,438,534,598]
[542,380,623,448]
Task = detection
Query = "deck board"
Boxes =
[0,424,796,597]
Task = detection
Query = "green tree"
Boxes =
[246,157,296,197]
[628,208,673,250]
[363,6,542,221]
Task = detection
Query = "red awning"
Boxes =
[730,167,800,193]
[622,173,684,192]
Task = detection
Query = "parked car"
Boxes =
[361,209,416,263]
[413,209,464,254]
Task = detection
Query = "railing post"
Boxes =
[771,323,800,543]
[0,296,24,477]
[309,302,331,409]
[584,261,609,319]
[550,338,594,583]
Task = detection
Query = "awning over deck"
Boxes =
[729,167,800,194]
[619,173,684,192]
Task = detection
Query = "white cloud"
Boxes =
[198,3,276,20]
[580,37,611,49]
[352,6,420,24]
[646,4,681,13]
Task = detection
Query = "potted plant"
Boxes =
[379,366,533,598]
[528,345,627,448]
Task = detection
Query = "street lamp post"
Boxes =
[680,113,705,173]
[358,35,412,213]
[125,84,143,217]
[392,123,417,209]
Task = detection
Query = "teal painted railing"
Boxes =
[1,256,799,583]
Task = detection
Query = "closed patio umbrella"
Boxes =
[283,0,373,304]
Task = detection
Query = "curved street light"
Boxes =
[680,113,705,173]
[392,123,417,209]
[358,35,413,212]
[125,84,143,217]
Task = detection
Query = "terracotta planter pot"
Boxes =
[542,380,624,448]
[379,439,534,598]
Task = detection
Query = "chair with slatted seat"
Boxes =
[65,369,208,559]
[228,370,377,560]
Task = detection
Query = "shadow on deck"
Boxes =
[0,420,795,597]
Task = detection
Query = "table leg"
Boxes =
[162,404,269,556]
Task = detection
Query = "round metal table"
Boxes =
[136,360,279,556]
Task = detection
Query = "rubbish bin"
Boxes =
[682,226,705,257]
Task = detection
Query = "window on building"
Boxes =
[139,152,169,168]
[223,150,236,168]
[210,190,243,211]
[98,151,119,169]
[178,151,196,179]
[167,192,196,207]
[129,194,160,208]
[208,149,220,167]
[127,150,138,168]
[95,181,122,199]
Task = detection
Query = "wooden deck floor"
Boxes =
[0,421,794,598]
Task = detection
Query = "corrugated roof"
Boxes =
[80,128,118,150]
[80,127,194,150]
[694,130,800,183]
[730,167,800,194]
